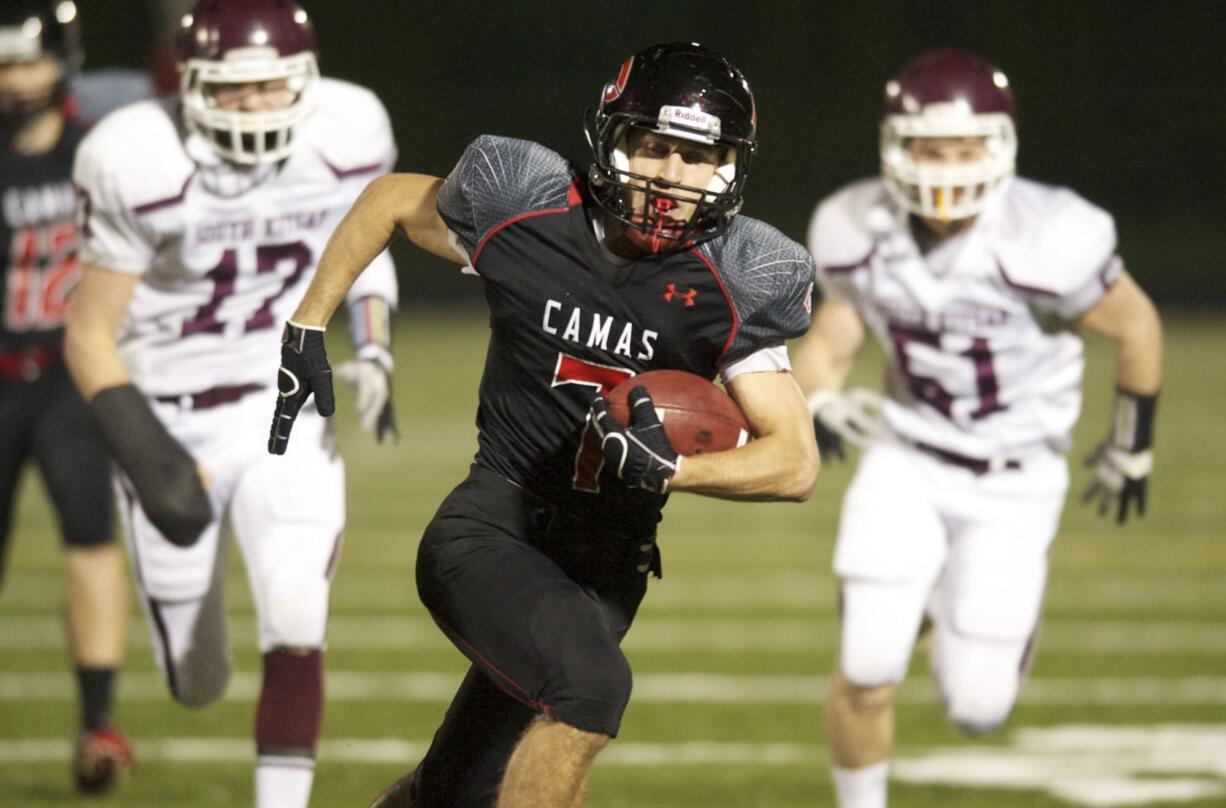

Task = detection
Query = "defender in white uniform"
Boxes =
[791,50,1163,808]
[64,2,398,806]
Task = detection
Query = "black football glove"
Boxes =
[590,386,680,494]
[268,321,335,455]
[1080,388,1157,525]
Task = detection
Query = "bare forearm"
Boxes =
[64,265,139,401]
[64,323,130,400]
[1112,297,1163,394]
[292,182,400,328]
[790,298,865,397]
[669,431,818,501]
[1079,272,1163,395]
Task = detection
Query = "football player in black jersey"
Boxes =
[0,0,133,793]
[270,42,820,808]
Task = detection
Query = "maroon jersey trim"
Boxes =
[824,246,875,274]
[689,247,739,360]
[321,157,385,180]
[994,257,1060,298]
[133,171,197,216]
[470,180,583,265]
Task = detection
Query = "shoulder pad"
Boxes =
[303,78,397,172]
[74,100,194,209]
[991,178,1116,297]
[807,178,891,271]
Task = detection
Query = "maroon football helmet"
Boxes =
[880,49,1017,221]
[177,0,319,165]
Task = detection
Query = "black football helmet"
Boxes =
[0,0,82,131]
[586,42,758,247]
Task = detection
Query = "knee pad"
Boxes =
[840,639,911,689]
[263,567,330,650]
[936,638,1021,736]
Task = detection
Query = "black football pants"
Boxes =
[0,367,113,589]
[412,464,656,807]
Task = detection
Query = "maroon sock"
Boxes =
[256,649,323,758]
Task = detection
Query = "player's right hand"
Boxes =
[590,387,680,494]
[268,321,335,455]
[806,388,885,461]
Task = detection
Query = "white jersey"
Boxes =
[809,177,1121,459]
[74,78,399,396]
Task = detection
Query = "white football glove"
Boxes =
[806,387,886,461]
[1081,443,1152,524]
[1081,388,1158,525]
[335,356,398,444]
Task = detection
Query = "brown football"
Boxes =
[607,370,750,456]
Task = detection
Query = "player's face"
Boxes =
[204,79,297,112]
[0,55,60,119]
[905,135,989,166]
[621,129,720,251]
[906,135,989,233]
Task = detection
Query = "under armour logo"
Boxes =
[664,283,698,307]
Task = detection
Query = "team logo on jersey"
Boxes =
[663,283,698,307]
[602,56,635,103]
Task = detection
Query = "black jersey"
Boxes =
[0,123,84,351]
[438,135,814,533]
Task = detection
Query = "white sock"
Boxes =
[832,761,889,808]
[256,758,315,808]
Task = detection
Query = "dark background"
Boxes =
[82,0,1226,304]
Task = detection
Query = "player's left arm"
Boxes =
[1076,269,1164,523]
[667,370,819,502]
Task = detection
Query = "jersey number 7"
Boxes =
[551,352,634,493]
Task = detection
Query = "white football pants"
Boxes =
[116,390,344,707]
[833,441,1067,735]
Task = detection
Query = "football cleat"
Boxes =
[74,727,134,794]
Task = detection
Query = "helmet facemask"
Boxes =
[587,104,754,252]
[180,48,319,166]
[880,102,1016,222]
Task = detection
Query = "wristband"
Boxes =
[1110,387,1158,452]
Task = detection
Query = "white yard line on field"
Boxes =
[0,737,821,767]
[2,671,1225,705]
[3,615,1225,654]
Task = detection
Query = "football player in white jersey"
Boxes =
[791,49,1163,808]
[64,1,399,806]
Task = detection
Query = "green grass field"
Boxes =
[2,310,1224,807]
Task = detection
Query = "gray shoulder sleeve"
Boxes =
[699,217,816,365]
[436,135,575,260]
